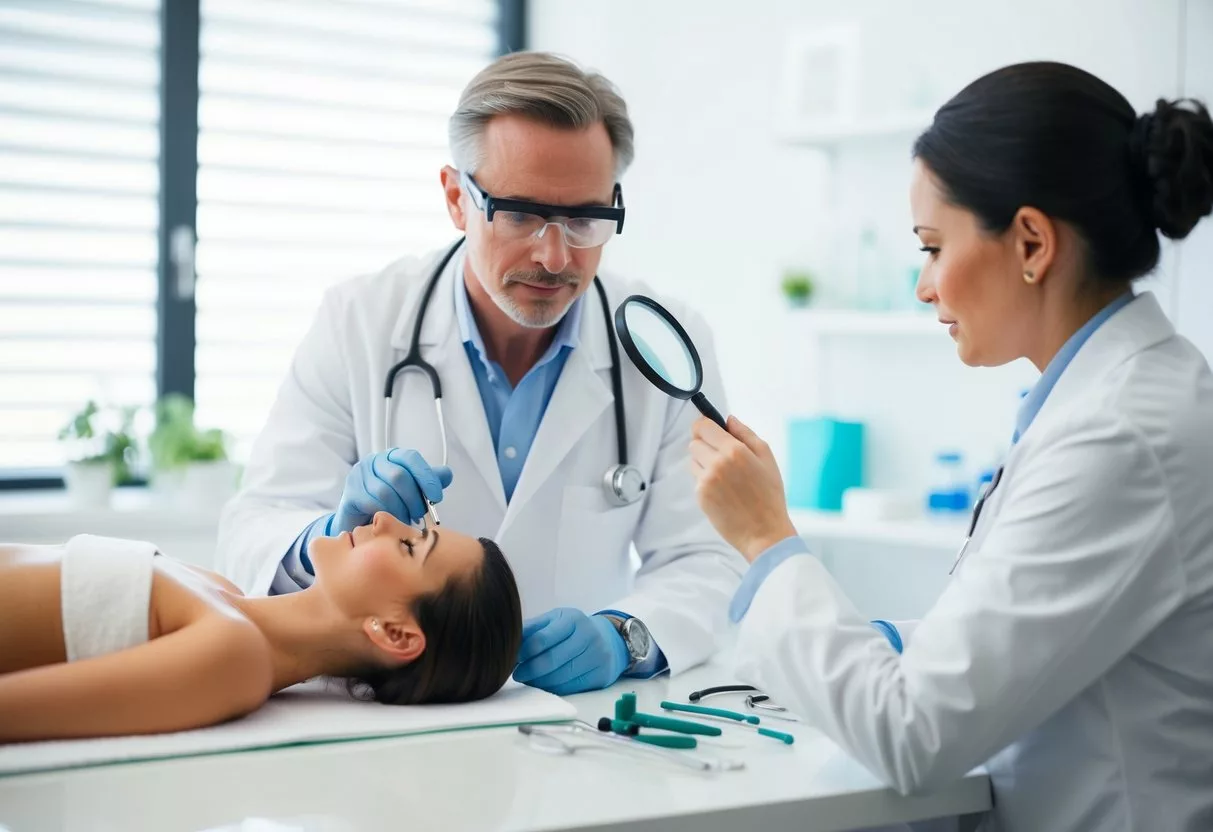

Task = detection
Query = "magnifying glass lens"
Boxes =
[615,295,727,429]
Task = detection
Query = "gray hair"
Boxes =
[449,51,635,181]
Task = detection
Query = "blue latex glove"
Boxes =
[331,448,452,534]
[512,608,630,696]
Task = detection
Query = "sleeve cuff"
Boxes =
[729,535,811,622]
[596,609,670,679]
[870,619,904,653]
[270,514,330,596]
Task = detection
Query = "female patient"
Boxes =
[0,512,522,743]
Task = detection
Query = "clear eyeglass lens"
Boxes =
[490,211,615,248]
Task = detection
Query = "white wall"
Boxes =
[531,0,1212,615]
[531,0,1206,493]
[1177,0,1213,360]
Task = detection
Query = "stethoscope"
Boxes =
[382,238,648,513]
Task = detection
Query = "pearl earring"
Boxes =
[1024,269,1036,283]
[371,619,380,631]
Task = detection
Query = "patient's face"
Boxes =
[310,512,483,617]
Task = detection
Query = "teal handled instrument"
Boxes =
[614,693,722,737]
[632,733,698,750]
[660,700,796,745]
[662,701,760,724]
[596,717,699,749]
[597,717,639,736]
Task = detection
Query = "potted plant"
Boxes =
[781,270,815,308]
[58,401,138,508]
[149,394,235,508]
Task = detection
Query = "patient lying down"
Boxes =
[0,512,522,743]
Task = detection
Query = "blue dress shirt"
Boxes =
[452,269,580,503]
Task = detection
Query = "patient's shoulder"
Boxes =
[175,561,245,596]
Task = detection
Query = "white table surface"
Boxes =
[0,657,991,832]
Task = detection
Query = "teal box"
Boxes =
[786,417,865,511]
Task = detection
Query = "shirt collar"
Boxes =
[452,255,584,383]
[1013,291,1135,443]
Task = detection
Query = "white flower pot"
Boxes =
[63,461,114,509]
[180,460,237,509]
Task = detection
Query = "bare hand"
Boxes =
[689,416,799,562]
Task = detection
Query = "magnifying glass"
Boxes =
[614,295,727,429]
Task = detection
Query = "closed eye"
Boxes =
[920,246,940,255]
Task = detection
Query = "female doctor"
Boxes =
[690,62,1213,831]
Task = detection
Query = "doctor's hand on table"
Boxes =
[512,608,631,696]
[299,448,453,556]
[689,416,799,563]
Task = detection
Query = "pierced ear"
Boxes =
[1013,207,1056,285]
[440,165,468,232]
[364,616,426,664]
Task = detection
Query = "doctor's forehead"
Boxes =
[474,114,616,206]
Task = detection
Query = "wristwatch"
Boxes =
[603,614,654,672]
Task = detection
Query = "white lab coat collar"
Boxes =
[1019,292,1174,446]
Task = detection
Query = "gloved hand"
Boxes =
[331,448,452,533]
[512,608,630,696]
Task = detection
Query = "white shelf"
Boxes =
[782,111,934,148]
[790,508,967,550]
[790,308,943,336]
[0,488,222,540]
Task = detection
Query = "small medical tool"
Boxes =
[745,695,801,723]
[517,723,744,772]
[688,684,760,703]
[614,294,727,429]
[382,238,648,509]
[660,701,795,745]
[613,692,722,737]
[597,717,640,736]
[693,684,756,703]
[596,719,698,749]
[950,464,1005,574]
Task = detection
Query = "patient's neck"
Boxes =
[228,590,371,692]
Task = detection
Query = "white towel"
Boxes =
[61,534,157,663]
[0,679,577,776]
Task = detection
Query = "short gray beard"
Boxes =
[490,270,581,329]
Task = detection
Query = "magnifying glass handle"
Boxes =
[691,392,727,430]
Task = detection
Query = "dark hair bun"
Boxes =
[1130,98,1213,240]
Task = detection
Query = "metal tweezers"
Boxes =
[518,722,745,772]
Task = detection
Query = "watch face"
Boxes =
[623,618,651,659]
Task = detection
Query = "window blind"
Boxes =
[194,0,498,460]
[0,0,162,473]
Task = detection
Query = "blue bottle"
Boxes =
[927,451,971,513]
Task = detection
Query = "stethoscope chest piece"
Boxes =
[603,463,647,507]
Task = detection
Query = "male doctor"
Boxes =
[217,51,745,694]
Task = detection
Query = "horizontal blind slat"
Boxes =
[193,1,496,463]
[0,0,160,474]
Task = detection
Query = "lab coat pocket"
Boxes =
[554,485,645,612]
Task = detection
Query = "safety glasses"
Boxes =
[460,171,625,249]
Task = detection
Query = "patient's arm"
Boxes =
[0,616,272,743]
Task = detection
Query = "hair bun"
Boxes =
[1129,98,1213,240]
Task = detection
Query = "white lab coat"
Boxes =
[217,245,745,673]
[735,293,1213,831]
